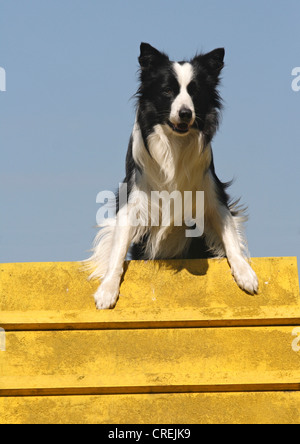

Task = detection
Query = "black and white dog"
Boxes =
[87,43,258,309]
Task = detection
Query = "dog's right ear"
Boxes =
[139,43,169,69]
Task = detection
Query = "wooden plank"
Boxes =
[1,327,300,396]
[1,392,300,424]
[0,258,299,329]
[2,309,300,331]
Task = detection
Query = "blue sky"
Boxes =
[0,0,300,267]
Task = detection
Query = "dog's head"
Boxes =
[138,43,224,141]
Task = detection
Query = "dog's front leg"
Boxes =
[222,209,258,294]
[209,204,259,294]
[94,205,135,309]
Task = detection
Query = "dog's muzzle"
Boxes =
[167,107,194,134]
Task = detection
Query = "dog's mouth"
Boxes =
[167,120,190,134]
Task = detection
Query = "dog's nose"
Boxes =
[179,107,193,122]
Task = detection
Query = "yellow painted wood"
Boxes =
[1,327,300,396]
[0,257,299,424]
[1,392,300,424]
[0,257,299,329]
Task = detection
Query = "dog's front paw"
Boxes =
[231,259,259,295]
[94,281,120,310]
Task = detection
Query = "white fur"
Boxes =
[170,63,196,125]
[86,115,258,309]
[86,57,258,308]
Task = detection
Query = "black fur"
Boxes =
[88,43,258,309]
[122,43,229,259]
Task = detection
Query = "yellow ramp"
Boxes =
[0,257,300,424]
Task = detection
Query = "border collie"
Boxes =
[87,43,258,309]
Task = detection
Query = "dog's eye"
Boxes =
[163,88,173,96]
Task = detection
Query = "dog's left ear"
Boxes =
[139,43,169,70]
[194,48,225,78]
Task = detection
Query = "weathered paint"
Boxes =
[0,257,299,424]
[0,258,299,329]
[1,392,300,424]
[1,327,300,395]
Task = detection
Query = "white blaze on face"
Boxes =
[170,62,195,125]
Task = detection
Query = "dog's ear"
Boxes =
[139,43,169,70]
[194,48,225,78]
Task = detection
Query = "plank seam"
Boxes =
[1,383,300,397]
[2,317,300,332]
